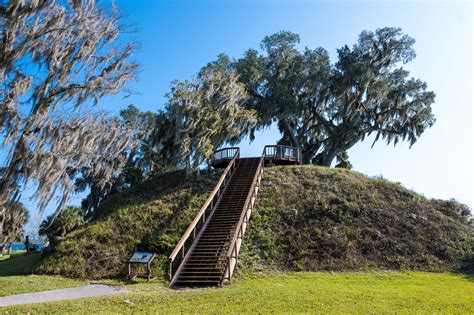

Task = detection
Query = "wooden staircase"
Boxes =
[168,145,301,288]
[170,157,262,287]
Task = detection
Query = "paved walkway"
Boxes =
[0,284,126,307]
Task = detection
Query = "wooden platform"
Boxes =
[211,145,302,169]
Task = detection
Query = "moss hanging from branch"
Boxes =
[0,0,142,217]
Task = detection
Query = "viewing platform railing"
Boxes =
[210,147,240,168]
[263,145,302,164]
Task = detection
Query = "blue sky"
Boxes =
[22,0,473,229]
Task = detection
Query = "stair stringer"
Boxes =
[220,163,264,285]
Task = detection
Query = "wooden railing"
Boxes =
[263,145,302,164]
[221,148,265,285]
[168,147,240,283]
[211,147,240,167]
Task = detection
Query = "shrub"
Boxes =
[39,206,84,250]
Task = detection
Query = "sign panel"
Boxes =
[129,252,155,264]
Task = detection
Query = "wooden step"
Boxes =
[172,157,261,287]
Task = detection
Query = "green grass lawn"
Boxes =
[0,252,86,297]
[1,271,472,314]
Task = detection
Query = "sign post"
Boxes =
[128,252,156,281]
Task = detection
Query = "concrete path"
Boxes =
[0,284,126,307]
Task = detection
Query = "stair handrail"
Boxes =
[168,147,240,280]
[223,149,265,283]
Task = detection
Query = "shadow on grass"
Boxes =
[113,277,140,285]
[0,252,43,277]
[461,272,474,282]
[111,276,169,287]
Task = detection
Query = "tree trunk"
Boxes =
[279,118,299,148]
[0,238,8,253]
[301,142,321,165]
[302,153,312,165]
[320,148,341,167]
[185,155,191,177]
[319,137,359,167]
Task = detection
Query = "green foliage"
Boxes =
[335,151,353,169]
[155,55,257,175]
[39,206,84,249]
[118,105,161,181]
[234,28,436,166]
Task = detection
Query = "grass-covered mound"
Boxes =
[240,166,473,272]
[38,170,220,279]
[39,165,473,279]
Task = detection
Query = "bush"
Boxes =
[39,206,84,249]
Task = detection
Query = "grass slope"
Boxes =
[241,166,473,272]
[1,272,473,313]
[38,170,220,279]
[39,165,473,279]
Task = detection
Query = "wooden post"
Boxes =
[169,260,172,280]
[147,262,151,281]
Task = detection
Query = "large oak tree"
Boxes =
[235,28,436,165]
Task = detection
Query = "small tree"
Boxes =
[39,206,83,249]
[0,202,28,254]
[334,152,353,170]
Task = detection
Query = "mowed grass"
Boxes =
[0,252,86,297]
[1,272,472,313]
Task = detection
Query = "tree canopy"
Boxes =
[0,0,144,218]
[156,55,256,175]
[234,28,436,165]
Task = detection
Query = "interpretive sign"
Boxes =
[128,252,156,281]
[129,252,155,264]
